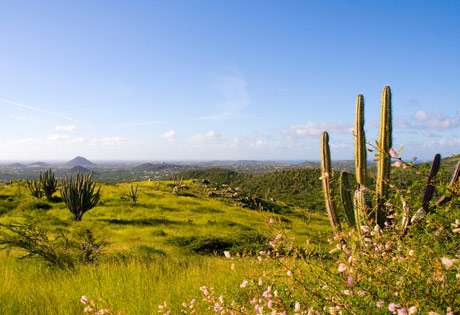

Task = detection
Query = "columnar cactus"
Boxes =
[354,94,367,186]
[61,174,101,221]
[353,94,371,226]
[339,171,355,227]
[320,132,341,231]
[375,85,393,226]
[40,169,58,201]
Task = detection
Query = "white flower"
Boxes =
[224,251,231,258]
[397,308,408,315]
[408,306,417,314]
[80,296,89,305]
[240,280,248,288]
[338,263,347,273]
[287,270,293,277]
[388,303,400,312]
[376,300,385,308]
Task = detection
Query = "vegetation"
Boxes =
[61,174,101,221]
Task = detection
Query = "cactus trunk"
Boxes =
[320,132,341,231]
[375,86,392,227]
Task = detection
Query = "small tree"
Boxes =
[26,179,43,198]
[40,169,58,201]
[61,174,101,221]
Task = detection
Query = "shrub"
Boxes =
[61,174,101,221]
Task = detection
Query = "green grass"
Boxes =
[0,180,330,314]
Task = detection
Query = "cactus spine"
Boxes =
[375,86,392,226]
[339,171,355,227]
[320,132,341,231]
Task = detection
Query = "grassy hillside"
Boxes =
[0,180,330,314]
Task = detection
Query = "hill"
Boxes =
[66,156,96,168]
[133,162,183,172]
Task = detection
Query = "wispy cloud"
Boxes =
[0,97,74,121]
[399,110,460,130]
[56,125,76,132]
[192,130,222,143]
[90,137,126,145]
[288,121,352,137]
[161,130,176,141]
[119,120,164,127]
[198,74,250,121]
[48,134,85,144]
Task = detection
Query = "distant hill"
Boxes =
[6,163,26,168]
[69,166,92,174]
[28,162,49,167]
[133,162,183,172]
[66,156,96,168]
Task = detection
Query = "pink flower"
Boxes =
[347,276,353,286]
[294,302,301,312]
[441,257,458,270]
[388,303,400,312]
[376,300,385,308]
[338,263,347,273]
[389,148,398,158]
[397,308,408,315]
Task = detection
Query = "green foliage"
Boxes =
[61,174,101,221]
[39,169,58,201]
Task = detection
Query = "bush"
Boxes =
[40,169,58,201]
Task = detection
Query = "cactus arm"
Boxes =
[339,171,355,227]
[375,85,393,226]
[320,132,341,231]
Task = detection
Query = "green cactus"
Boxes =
[339,171,355,227]
[354,94,367,186]
[320,132,341,231]
[61,174,101,221]
[26,179,43,198]
[40,169,57,201]
[375,85,392,226]
[353,94,371,226]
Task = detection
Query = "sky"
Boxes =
[0,0,459,161]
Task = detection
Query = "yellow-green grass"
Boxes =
[0,180,330,314]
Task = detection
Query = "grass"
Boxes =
[0,180,330,314]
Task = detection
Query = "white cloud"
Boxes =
[192,130,222,143]
[161,130,176,141]
[289,121,352,137]
[56,125,76,132]
[402,110,460,130]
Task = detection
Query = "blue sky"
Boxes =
[0,1,459,161]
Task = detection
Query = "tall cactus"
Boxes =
[353,94,371,227]
[354,94,367,186]
[40,169,57,201]
[375,86,393,226]
[320,132,341,231]
[61,174,101,221]
[339,171,355,227]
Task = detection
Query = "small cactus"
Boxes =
[339,171,355,227]
[375,85,393,226]
[320,132,341,231]
[26,179,43,198]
